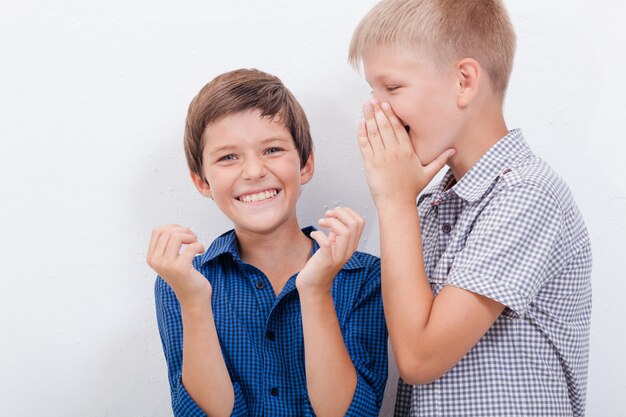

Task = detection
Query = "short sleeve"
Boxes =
[446,182,565,318]
[155,276,249,416]
[342,259,389,415]
[393,378,412,417]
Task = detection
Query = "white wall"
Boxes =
[1,0,624,415]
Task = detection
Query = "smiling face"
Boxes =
[192,109,314,236]
[363,47,465,165]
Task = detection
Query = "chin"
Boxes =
[414,136,451,166]
[415,148,438,165]
[234,222,278,236]
[233,213,297,236]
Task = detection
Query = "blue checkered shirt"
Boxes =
[155,226,388,416]
[395,129,592,417]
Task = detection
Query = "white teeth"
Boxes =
[239,189,278,203]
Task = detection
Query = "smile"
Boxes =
[237,189,279,203]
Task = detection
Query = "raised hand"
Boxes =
[297,207,365,295]
[358,99,455,209]
[146,224,210,307]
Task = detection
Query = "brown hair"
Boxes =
[184,68,313,180]
[349,0,516,96]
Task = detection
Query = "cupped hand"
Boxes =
[358,99,455,209]
[147,224,211,307]
[297,207,365,295]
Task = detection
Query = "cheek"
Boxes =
[205,170,232,194]
[386,97,414,125]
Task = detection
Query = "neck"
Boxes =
[447,105,509,181]
[235,220,312,272]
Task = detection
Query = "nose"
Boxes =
[241,155,267,180]
[371,90,389,104]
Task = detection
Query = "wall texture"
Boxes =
[1,0,624,415]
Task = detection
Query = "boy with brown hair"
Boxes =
[147,69,387,416]
[349,0,592,416]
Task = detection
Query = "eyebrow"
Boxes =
[208,145,236,155]
[260,136,292,145]
[368,73,397,84]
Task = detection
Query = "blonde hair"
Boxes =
[349,0,516,96]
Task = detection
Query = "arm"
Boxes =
[377,203,504,384]
[148,225,238,417]
[340,259,389,415]
[359,101,504,384]
[296,207,364,417]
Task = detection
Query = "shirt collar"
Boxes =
[199,226,364,270]
[199,229,241,265]
[433,129,531,204]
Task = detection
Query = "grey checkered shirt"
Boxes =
[394,129,592,417]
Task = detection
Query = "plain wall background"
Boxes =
[1,0,624,415]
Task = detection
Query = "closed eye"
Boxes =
[386,86,400,92]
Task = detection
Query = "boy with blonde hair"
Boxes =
[349,0,592,415]
[147,68,387,416]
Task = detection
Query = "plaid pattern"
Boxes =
[155,226,388,416]
[395,129,592,417]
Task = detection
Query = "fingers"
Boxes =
[318,216,349,245]
[357,120,373,160]
[362,101,385,155]
[371,100,400,146]
[147,224,200,269]
[324,207,364,251]
[180,241,206,265]
[318,207,365,261]
[164,232,199,261]
[310,230,331,250]
[361,99,413,159]
[423,148,456,179]
[380,101,412,147]
[151,230,172,265]
[147,229,160,262]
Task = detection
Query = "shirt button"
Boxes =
[442,223,452,234]
[270,387,279,396]
[255,281,265,289]
[266,330,276,341]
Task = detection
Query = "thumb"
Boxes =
[423,148,455,178]
[180,242,205,264]
[310,230,331,251]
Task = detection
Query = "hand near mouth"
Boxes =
[296,207,365,295]
[358,99,455,209]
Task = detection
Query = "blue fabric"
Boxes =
[155,226,388,416]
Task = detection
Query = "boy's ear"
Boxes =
[456,58,481,108]
[190,170,213,199]
[300,152,315,185]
